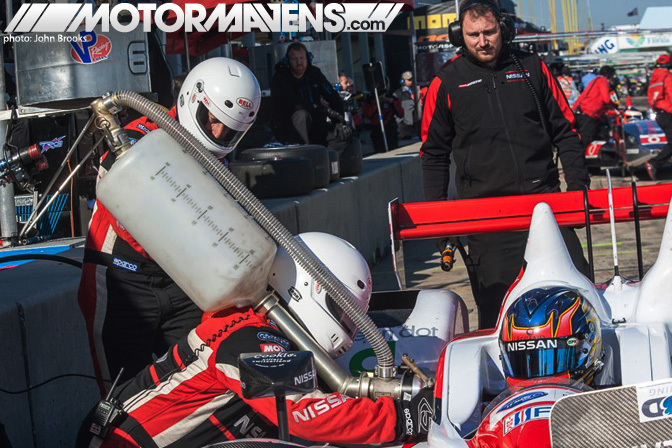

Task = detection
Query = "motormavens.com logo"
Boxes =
[4,2,404,34]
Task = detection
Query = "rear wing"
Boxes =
[388,183,672,289]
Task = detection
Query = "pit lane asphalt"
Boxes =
[371,138,671,331]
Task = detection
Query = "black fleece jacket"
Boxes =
[421,48,589,201]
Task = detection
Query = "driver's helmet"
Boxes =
[623,108,643,122]
[268,232,372,358]
[177,57,261,159]
[499,286,602,386]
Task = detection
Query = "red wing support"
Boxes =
[388,184,672,288]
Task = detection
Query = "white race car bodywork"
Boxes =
[337,289,469,377]
[429,201,672,447]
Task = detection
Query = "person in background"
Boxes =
[557,65,580,109]
[362,80,403,153]
[339,73,355,94]
[581,66,597,91]
[394,71,421,140]
[572,65,618,151]
[645,54,672,181]
[270,42,351,148]
[421,0,589,329]
[337,72,363,135]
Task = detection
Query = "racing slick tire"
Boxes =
[229,158,314,199]
[340,137,363,177]
[238,145,330,188]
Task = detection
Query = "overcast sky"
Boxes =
[516,0,672,31]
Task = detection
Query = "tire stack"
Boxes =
[229,139,363,199]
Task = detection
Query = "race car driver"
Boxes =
[467,285,604,447]
[76,233,433,447]
[77,57,261,394]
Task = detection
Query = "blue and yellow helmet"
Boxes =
[500,286,602,385]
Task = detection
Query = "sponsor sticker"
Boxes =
[637,379,672,423]
[498,391,548,412]
[458,79,482,88]
[70,30,112,64]
[294,370,314,385]
[136,123,150,134]
[112,257,138,272]
[640,134,668,145]
[38,136,66,153]
[257,332,290,349]
[503,405,551,435]
[260,343,285,353]
[505,70,529,81]
[585,141,605,158]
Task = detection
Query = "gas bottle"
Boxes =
[97,129,277,312]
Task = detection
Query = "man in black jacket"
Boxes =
[271,42,350,147]
[421,0,589,329]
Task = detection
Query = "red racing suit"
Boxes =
[647,68,672,170]
[573,75,616,119]
[649,68,672,114]
[80,307,401,448]
[77,108,205,393]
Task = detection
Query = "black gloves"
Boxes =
[335,123,353,142]
[326,108,345,124]
[395,387,434,440]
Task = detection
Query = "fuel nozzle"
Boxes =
[90,93,132,158]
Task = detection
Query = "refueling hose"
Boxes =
[105,91,396,378]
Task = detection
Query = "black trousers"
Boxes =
[79,257,203,392]
[466,228,589,330]
[371,122,399,153]
[650,111,672,170]
[576,113,603,150]
[289,109,329,147]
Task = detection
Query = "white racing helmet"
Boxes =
[177,58,261,158]
[268,232,372,358]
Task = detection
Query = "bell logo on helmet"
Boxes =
[288,286,302,302]
[237,97,253,110]
[203,96,211,107]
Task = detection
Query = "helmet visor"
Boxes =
[325,294,358,341]
[500,338,590,379]
[195,102,246,150]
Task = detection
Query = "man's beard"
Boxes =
[467,47,499,65]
